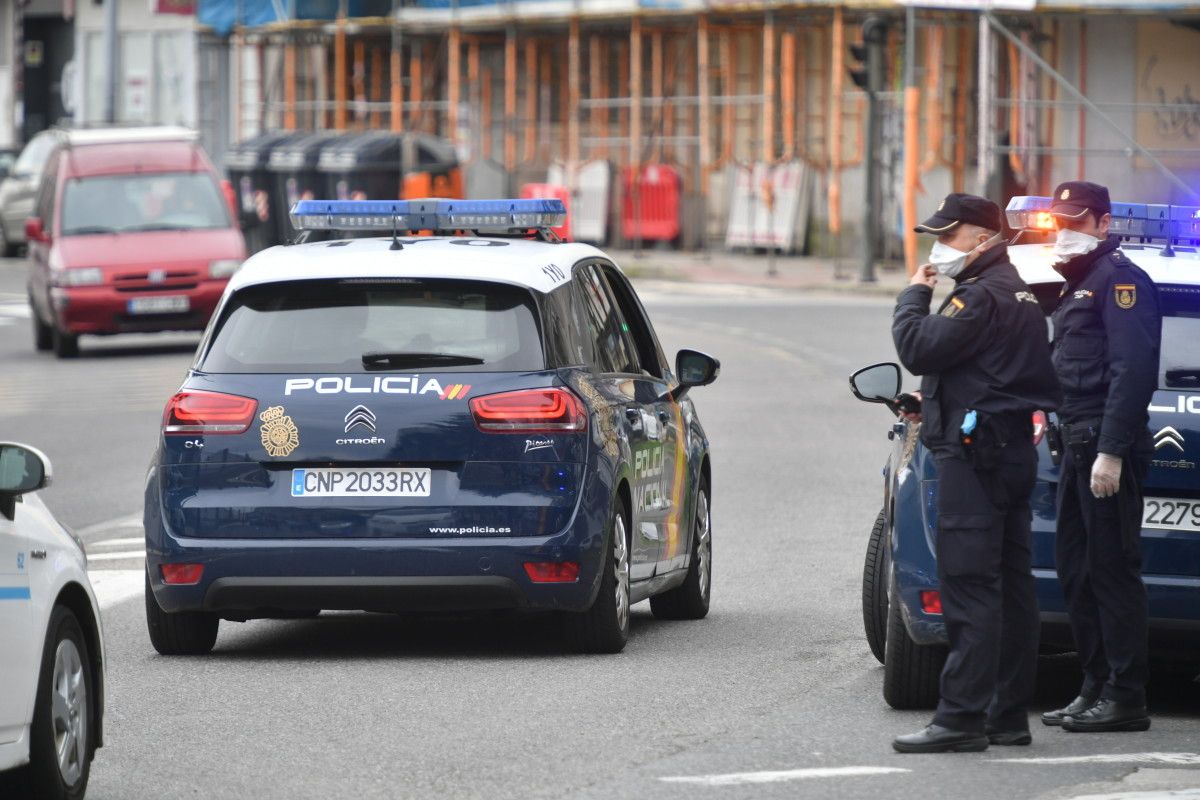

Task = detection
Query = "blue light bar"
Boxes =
[289,198,567,234]
[1006,195,1200,244]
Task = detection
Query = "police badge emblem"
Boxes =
[937,199,945,211]
[260,406,300,457]
[1060,188,1071,200]
[1114,283,1137,310]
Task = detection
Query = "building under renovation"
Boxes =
[194,0,1200,264]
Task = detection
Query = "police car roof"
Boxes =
[229,236,611,295]
[1010,242,1200,288]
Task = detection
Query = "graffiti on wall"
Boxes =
[1136,21,1200,166]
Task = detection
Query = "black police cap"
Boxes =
[1050,181,1111,219]
[914,193,1002,234]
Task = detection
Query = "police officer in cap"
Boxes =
[891,193,1061,753]
[1042,181,1161,733]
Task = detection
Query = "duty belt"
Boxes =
[1059,417,1103,445]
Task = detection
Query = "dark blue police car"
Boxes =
[852,195,1200,708]
[143,199,718,655]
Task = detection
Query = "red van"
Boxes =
[26,128,246,357]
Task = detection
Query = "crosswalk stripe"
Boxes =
[87,550,145,562]
[91,536,144,548]
[87,569,144,609]
[659,766,910,786]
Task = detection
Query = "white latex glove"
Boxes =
[1090,453,1122,499]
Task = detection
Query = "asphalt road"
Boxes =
[2,259,1199,800]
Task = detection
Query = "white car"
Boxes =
[0,443,104,800]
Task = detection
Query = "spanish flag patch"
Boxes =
[941,296,966,318]
[1114,284,1136,310]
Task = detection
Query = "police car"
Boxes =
[0,443,104,799]
[143,199,718,655]
[852,195,1200,708]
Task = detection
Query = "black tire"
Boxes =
[650,479,711,620]
[145,571,219,655]
[0,225,16,258]
[32,305,53,352]
[882,581,947,710]
[563,494,631,654]
[51,326,79,359]
[27,606,95,800]
[862,509,889,664]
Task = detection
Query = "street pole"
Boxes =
[859,17,887,283]
[103,0,119,123]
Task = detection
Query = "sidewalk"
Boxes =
[606,248,912,297]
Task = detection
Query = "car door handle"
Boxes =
[888,422,905,440]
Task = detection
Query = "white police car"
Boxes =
[0,443,104,799]
[144,199,718,655]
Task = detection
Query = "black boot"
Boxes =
[892,724,989,754]
[1062,699,1150,732]
[1040,695,1098,727]
[985,726,1032,746]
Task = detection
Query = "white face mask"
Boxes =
[929,233,1000,278]
[1054,227,1102,262]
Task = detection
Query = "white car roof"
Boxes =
[1009,241,1200,288]
[228,236,612,295]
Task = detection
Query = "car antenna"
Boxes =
[390,213,403,251]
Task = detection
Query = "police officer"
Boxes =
[891,193,1061,753]
[1041,181,1161,733]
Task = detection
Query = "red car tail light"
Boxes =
[470,388,587,433]
[161,563,204,585]
[1032,410,1047,446]
[920,590,943,615]
[524,562,581,583]
[163,390,258,435]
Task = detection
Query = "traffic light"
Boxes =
[847,17,889,96]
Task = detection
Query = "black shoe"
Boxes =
[1041,695,1098,727]
[892,724,989,754]
[985,727,1032,746]
[1062,698,1151,732]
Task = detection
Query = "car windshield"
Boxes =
[12,134,57,177]
[1159,286,1200,390]
[199,278,544,373]
[60,172,229,235]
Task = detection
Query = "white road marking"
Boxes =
[91,536,145,548]
[76,513,142,537]
[86,550,146,562]
[87,569,144,609]
[995,753,1200,766]
[0,302,30,318]
[658,766,910,786]
[1067,791,1200,800]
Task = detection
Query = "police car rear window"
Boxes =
[199,279,544,373]
[1160,286,1200,390]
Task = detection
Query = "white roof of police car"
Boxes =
[229,236,612,294]
[1010,241,1200,288]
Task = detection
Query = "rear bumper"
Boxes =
[52,280,226,335]
[146,512,606,616]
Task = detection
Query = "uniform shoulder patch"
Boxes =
[941,296,966,317]
[1114,283,1136,310]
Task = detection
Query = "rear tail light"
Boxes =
[920,590,943,615]
[470,388,587,433]
[161,563,204,585]
[1032,410,1047,446]
[524,562,581,583]
[163,390,258,435]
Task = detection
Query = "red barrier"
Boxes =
[519,183,572,241]
[621,164,681,242]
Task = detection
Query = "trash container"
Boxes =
[400,134,463,200]
[225,131,306,253]
[267,131,341,243]
[317,132,407,202]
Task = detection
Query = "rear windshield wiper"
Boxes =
[361,351,485,369]
[1165,368,1200,387]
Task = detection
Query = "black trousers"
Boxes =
[933,443,1039,734]
[1055,434,1152,706]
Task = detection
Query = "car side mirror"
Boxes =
[668,349,720,401]
[24,217,46,243]
[0,442,52,521]
[849,362,901,404]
